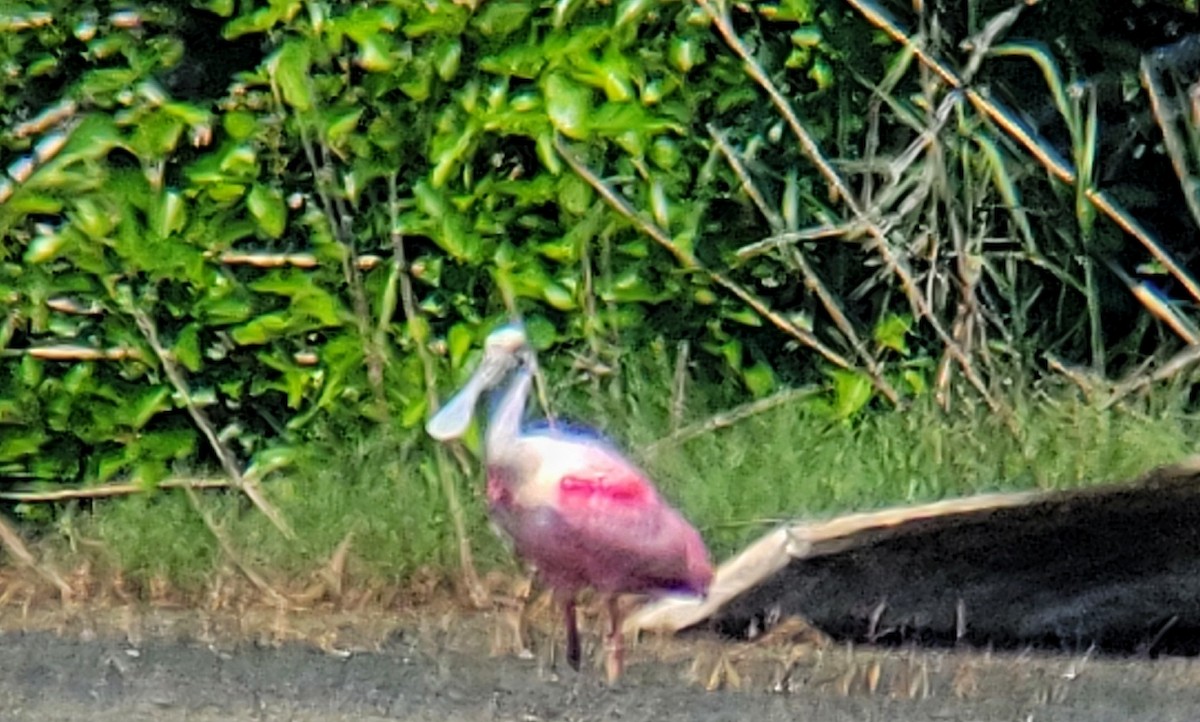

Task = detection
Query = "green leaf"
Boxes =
[19,356,43,387]
[524,315,557,350]
[473,0,532,37]
[401,397,427,428]
[5,193,64,217]
[722,306,763,327]
[325,108,364,146]
[0,430,45,462]
[615,0,652,26]
[808,58,833,90]
[543,74,591,140]
[903,369,928,396]
[94,447,129,483]
[133,111,185,157]
[199,295,254,325]
[220,144,258,177]
[650,138,681,170]
[224,4,293,38]
[771,0,815,22]
[151,190,187,238]
[479,45,546,78]
[247,184,287,239]
[272,40,314,111]
[542,282,575,311]
[669,37,704,73]
[435,38,462,81]
[404,4,469,37]
[223,110,257,139]
[231,312,298,345]
[72,198,115,240]
[245,445,298,482]
[357,34,396,72]
[430,122,478,188]
[174,323,202,372]
[62,363,94,396]
[251,270,346,325]
[874,314,912,356]
[24,231,68,263]
[132,459,169,487]
[742,361,776,398]
[719,339,743,371]
[125,386,172,430]
[557,174,594,216]
[199,0,235,17]
[448,323,473,370]
[399,57,434,101]
[828,369,873,421]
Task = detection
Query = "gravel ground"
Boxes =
[2,605,1200,721]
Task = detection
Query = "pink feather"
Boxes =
[487,434,712,600]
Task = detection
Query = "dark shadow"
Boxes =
[709,466,1200,657]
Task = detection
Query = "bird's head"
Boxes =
[426,323,534,441]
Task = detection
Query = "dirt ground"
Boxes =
[2,600,1200,722]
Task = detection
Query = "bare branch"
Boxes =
[1104,344,1200,410]
[0,476,230,503]
[553,135,857,374]
[707,124,901,406]
[641,386,822,457]
[697,0,1004,420]
[128,307,295,540]
[181,484,287,606]
[218,252,383,270]
[0,512,72,600]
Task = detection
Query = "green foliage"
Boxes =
[0,0,859,498]
[87,431,504,584]
[93,489,219,588]
[3,0,1200,587]
[82,358,1200,583]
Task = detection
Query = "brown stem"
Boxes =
[0,512,72,600]
[128,307,295,540]
[182,485,287,606]
[296,127,388,414]
[554,135,857,375]
[698,0,1005,421]
[387,175,486,608]
[708,124,901,406]
[0,476,230,502]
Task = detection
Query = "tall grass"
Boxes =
[73,353,1200,590]
[65,347,1200,590]
[567,354,1200,557]
[84,433,511,591]
[643,390,1199,556]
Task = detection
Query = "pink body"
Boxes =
[486,431,713,599]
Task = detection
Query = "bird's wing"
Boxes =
[545,445,706,590]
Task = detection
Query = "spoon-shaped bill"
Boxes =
[426,353,513,441]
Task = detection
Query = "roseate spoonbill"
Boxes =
[426,324,713,681]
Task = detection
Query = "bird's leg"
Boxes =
[562,594,581,671]
[605,595,625,683]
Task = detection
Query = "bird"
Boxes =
[426,324,713,682]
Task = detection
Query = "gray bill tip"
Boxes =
[486,324,528,353]
[426,372,491,441]
[426,391,475,440]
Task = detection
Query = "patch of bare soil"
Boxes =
[3,591,1200,722]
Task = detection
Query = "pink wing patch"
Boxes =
[558,472,651,506]
[553,443,656,508]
